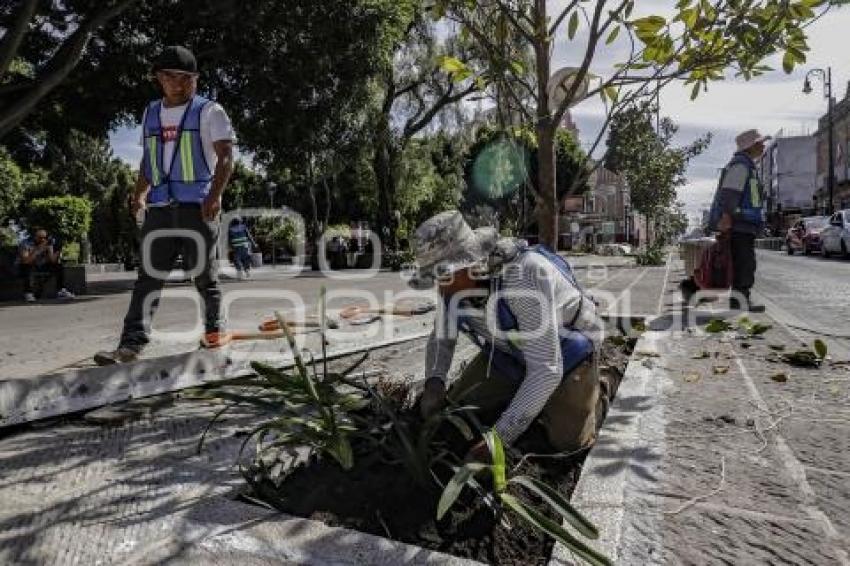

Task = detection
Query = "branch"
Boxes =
[0,0,39,79]
[549,0,581,37]
[498,2,535,44]
[403,81,476,140]
[0,0,139,140]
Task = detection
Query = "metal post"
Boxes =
[267,182,277,267]
[827,67,835,215]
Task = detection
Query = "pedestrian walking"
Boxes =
[228,216,256,279]
[708,129,768,313]
[95,46,235,365]
[412,211,605,461]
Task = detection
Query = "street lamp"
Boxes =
[803,67,834,215]
[267,181,277,267]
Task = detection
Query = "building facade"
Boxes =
[814,83,850,212]
[758,132,818,231]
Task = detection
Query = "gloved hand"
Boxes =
[419,377,447,418]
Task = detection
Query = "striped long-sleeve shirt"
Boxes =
[425,251,602,445]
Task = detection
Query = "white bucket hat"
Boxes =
[406,211,498,290]
[736,129,771,152]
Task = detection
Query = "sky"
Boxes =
[555,0,850,225]
[109,2,850,226]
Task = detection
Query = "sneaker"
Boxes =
[94,347,140,366]
[57,288,75,299]
[24,292,36,303]
[200,331,233,349]
[244,270,251,279]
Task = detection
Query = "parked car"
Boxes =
[785,216,828,255]
[821,209,850,258]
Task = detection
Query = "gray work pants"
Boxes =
[119,205,222,352]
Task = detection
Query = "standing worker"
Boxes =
[95,46,235,365]
[412,211,605,461]
[228,216,257,279]
[708,129,768,313]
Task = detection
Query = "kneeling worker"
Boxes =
[411,211,604,462]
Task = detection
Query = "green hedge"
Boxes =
[26,196,93,245]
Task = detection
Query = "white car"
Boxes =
[821,209,850,258]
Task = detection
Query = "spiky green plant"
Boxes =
[437,430,612,566]
[198,308,372,479]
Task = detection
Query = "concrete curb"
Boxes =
[118,496,481,565]
[549,330,667,565]
[0,325,433,428]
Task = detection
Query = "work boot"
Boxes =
[94,347,139,366]
[200,331,233,349]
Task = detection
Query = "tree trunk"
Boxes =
[373,134,399,252]
[533,0,557,249]
[536,124,558,248]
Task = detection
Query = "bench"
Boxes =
[0,265,87,302]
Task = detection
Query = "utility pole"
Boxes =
[803,66,834,214]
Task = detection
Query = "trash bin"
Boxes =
[679,238,715,278]
[251,252,263,268]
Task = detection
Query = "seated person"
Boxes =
[18,229,75,302]
[412,211,605,462]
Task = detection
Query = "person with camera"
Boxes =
[18,228,75,303]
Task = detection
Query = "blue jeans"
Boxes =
[234,246,253,272]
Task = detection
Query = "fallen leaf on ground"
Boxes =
[705,319,733,333]
[636,351,660,358]
[740,342,752,349]
[691,351,711,359]
[770,372,789,383]
[769,344,786,352]
[684,373,702,383]
[713,366,730,375]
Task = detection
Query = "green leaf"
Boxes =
[500,494,613,566]
[437,55,468,75]
[326,435,354,470]
[509,475,599,539]
[446,415,474,441]
[484,430,507,492]
[814,339,828,360]
[437,463,488,520]
[782,51,796,73]
[606,25,620,45]
[705,319,732,333]
[568,11,579,39]
[690,81,701,100]
[604,86,619,102]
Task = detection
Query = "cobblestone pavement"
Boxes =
[569,258,850,565]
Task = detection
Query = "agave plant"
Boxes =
[438,430,612,566]
[198,308,373,480]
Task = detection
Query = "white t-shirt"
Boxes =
[140,99,235,181]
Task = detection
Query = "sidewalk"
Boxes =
[564,279,850,563]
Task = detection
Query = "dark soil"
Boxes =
[245,338,631,565]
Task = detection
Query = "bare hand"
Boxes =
[130,195,147,218]
[202,194,222,222]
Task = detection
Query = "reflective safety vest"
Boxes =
[456,244,594,381]
[728,152,765,227]
[228,224,251,248]
[142,96,213,205]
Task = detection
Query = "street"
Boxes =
[753,249,850,359]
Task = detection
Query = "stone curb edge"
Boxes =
[549,330,667,565]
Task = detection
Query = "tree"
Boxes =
[26,196,92,246]
[437,0,836,247]
[605,103,710,245]
[0,145,24,222]
[371,3,485,249]
[0,0,140,140]
[463,124,589,235]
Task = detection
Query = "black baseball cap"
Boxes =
[153,46,198,74]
